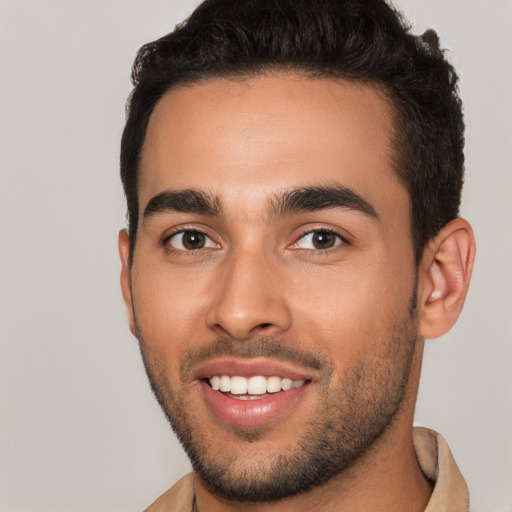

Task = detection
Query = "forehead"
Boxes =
[139,74,406,219]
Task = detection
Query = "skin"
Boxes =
[119,74,475,511]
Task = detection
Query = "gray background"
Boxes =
[1,1,510,510]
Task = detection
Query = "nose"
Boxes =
[205,249,292,340]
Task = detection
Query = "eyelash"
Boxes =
[290,227,349,253]
[162,227,349,253]
[163,228,218,252]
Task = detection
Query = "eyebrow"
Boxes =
[143,189,222,221]
[142,184,379,223]
[270,185,379,221]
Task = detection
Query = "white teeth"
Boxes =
[219,375,231,392]
[208,375,306,395]
[230,376,248,395]
[210,376,221,390]
[247,376,267,395]
[281,378,292,391]
[266,376,282,393]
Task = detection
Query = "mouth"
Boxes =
[207,375,306,399]
[194,358,314,426]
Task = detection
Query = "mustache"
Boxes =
[180,336,328,379]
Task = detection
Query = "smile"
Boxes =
[194,358,314,426]
[208,375,306,398]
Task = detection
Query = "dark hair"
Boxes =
[121,0,464,263]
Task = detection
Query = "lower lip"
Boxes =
[199,381,309,426]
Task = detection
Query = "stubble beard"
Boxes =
[136,298,419,503]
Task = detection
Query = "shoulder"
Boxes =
[414,427,469,512]
[144,474,195,512]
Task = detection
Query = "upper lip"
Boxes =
[192,357,315,381]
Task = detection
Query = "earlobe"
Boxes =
[418,218,476,339]
[118,229,137,337]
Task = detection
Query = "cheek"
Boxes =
[131,265,212,355]
[286,259,414,357]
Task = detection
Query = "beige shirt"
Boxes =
[145,427,469,512]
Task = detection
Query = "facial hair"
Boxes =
[136,296,418,502]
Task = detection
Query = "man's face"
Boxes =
[123,75,420,500]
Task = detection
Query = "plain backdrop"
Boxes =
[0,1,511,511]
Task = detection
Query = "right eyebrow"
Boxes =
[143,189,222,222]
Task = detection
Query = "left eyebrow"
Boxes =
[269,185,379,221]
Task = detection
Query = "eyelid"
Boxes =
[162,226,220,251]
[288,227,350,251]
[160,224,349,253]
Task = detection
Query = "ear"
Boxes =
[118,229,137,337]
[418,218,476,339]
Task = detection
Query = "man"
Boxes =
[118,0,475,510]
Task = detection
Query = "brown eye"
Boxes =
[295,230,343,250]
[311,231,337,249]
[167,230,217,251]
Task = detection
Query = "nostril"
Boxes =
[258,323,272,329]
